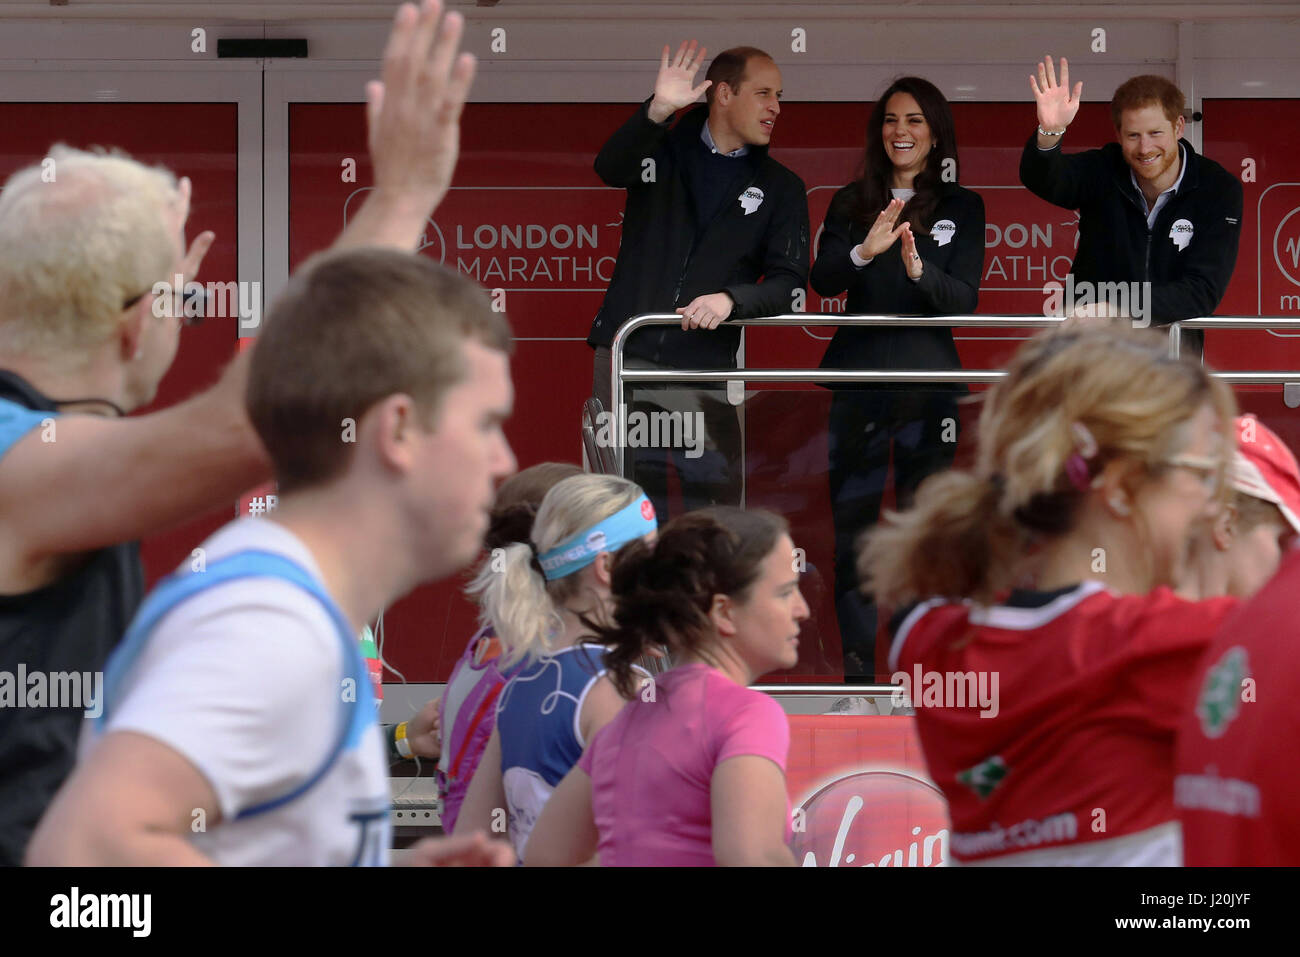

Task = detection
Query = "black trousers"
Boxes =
[827,388,961,679]
[593,346,743,521]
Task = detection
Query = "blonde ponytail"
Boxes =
[466,472,645,666]
[466,541,560,668]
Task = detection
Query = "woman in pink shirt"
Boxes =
[526,506,808,866]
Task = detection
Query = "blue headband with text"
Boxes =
[535,494,657,581]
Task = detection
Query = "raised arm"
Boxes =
[334,0,477,252]
[1031,54,1082,149]
[594,41,710,188]
[1019,54,1101,210]
[0,348,267,591]
[0,1,478,589]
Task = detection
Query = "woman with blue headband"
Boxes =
[454,473,657,861]
[527,506,809,866]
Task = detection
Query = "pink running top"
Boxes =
[577,662,791,866]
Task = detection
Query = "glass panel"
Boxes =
[614,366,1300,687]
[615,372,987,686]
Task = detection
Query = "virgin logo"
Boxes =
[793,769,951,867]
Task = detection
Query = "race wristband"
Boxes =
[394,721,414,759]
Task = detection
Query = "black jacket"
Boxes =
[1019,133,1243,324]
[811,182,984,376]
[587,101,810,369]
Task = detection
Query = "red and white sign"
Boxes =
[786,715,950,867]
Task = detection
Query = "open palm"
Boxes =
[653,40,711,113]
[1030,55,1082,130]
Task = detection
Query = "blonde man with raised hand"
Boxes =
[0,0,474,865]
[29,247,518,867]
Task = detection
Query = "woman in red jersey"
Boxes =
[859,324,1240,865]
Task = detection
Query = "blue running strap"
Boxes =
[98,549,375,820]
[0,397,55,460]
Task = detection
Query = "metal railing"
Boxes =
[606,314,1300,475]
[751,683,901,695]
[599,313,1300,691]
[580,396,617,475]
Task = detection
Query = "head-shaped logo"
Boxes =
[1169,218,1194,251]
[739,187,765,216]
[931,219,956,247]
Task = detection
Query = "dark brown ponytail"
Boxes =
[594,507,789,697]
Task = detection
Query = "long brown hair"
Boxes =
[844,76,958,235]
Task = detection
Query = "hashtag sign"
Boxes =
[248,497,266,516]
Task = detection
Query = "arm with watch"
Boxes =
[1019,54,1108,210]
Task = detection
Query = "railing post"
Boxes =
[1168,321,1182,359]
[613,334,625,478]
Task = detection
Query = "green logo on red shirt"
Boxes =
[956,755,1008,800]
[1197,646,1249,739]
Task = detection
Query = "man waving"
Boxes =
[1020,55,1243,352]
[588,41,810,518]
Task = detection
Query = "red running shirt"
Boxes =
[1175,548,1300,865]
[889,582,1238,865]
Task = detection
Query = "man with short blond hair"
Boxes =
[0,0,476,864]
[31,246,517,866]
